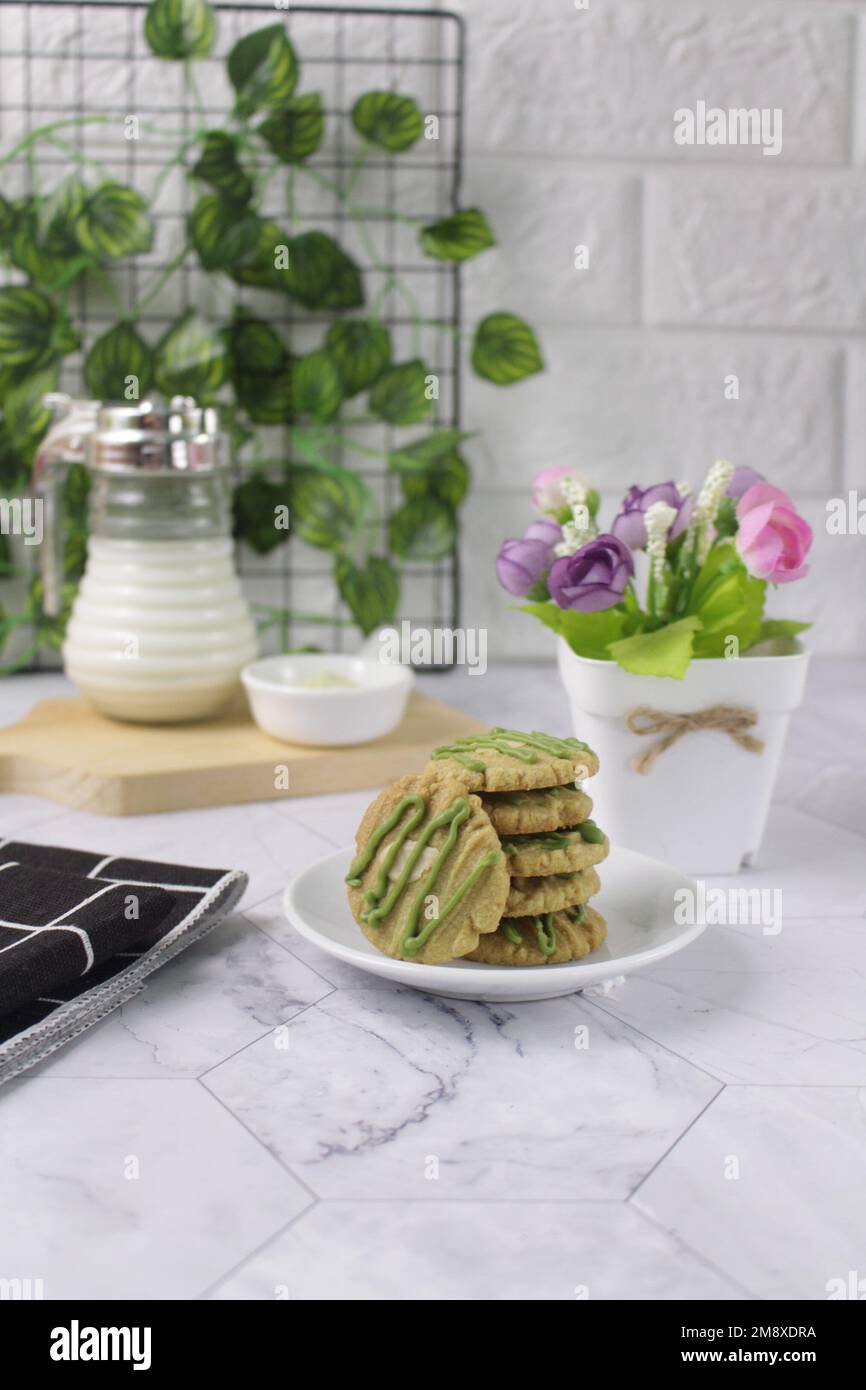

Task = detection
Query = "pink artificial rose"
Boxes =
[736,484,812,584]
[532,465,590,516]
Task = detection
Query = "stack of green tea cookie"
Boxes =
[345,727,608,968]
[426,728,608,966]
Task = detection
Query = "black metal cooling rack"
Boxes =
[0,0,464,664]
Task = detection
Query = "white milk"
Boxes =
[64,536,258,723]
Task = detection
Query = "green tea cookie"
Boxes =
[466,905,607,966]
[499,822,609,877]
[346,772,509,965]
[481,784,593,837]
[425,726,599,793]
[505,865,601,918]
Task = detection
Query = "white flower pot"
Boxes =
[557,638,810,874]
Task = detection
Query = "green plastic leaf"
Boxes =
[401,452,469,510]
[234,365,294,424]
[420,208,495,262]
[0,426,28,494]
[75,182,153,259]
[38,175,89,234]
[351,91,423,152]
[8,204,79,287]
[144,0,215,59]
[284,231,364,311]
[217,400,255,455]
[518,602,629,662]
[369,360,432,426]
[259,94,325,163]
[233,473,291,554]
[1,368,57,455]
[293,350,343,422]
[471,312,543,386]
[686,542,766,658]
[609,616,703,680]
[229,219,291,290]
[225,313,287,378]
[84,322,154,400]
[11,182,91,287]
[192,132,253,205]
[228,23,298,117]
[388,428,469,474]
[756,618,811,645]
[0,286,76,369]
[155,311,227,398]
[189,194,261,271]
[688,540,743,608]
[289,465,371,551]
[388,498,456,561]
[324,320,390,397]
[336,555,400,636]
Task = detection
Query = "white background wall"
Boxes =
[4,0,864,659]
[442,0,866,658]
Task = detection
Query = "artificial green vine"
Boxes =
[0,2,543,667]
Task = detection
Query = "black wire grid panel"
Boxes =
[0,1,464,663]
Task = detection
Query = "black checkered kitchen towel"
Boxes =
[0,841,247,1086]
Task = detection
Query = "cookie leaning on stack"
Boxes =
[345,727,608,968]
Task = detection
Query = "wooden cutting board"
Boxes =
[0,692,485,817]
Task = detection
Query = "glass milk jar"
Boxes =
[33,396,258,723]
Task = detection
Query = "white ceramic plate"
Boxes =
[283,845,704,1003]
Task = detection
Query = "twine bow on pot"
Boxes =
[624,704,766,775]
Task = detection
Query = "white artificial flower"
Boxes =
[561,476,587,510]
[644,500,677,580]
[554,520,585,558]
[688,459,734,564]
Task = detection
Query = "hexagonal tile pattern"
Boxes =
[203,988,721,1199]
[0,1078,309,1299]
[210,1199,745,1302]
[633,1086,866,1300]
[30,914,333,1079]
[589,916,866,1086]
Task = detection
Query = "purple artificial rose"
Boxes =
[727,466,764,499]
[495,517,561,597]
[548,533,635,612]
[523,517,562,547]
[611,482,692,550]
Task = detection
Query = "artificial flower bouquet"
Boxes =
[496,462,813,679]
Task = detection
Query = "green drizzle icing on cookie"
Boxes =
[345,792,501,956]
[430,727,588,774]
[576,819,605,844]
[535,913,557,956]
[488,786,567,807]
[500,831,575,854]
[499,913,557,955]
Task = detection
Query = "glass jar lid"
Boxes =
[80,396,227,474]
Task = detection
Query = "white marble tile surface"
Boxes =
[203,988,721,1200]
[0,1077,310,1300]
[588,917,866,1086]
[633,1086,866,1301]
[29,915,333,1079]
[209,1200,745,1302]
[0,660,863,1301]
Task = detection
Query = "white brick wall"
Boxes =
[444,0,866,656]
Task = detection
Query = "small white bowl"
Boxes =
[241,653,413,747]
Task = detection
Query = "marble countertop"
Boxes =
[1,659,864,1302]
